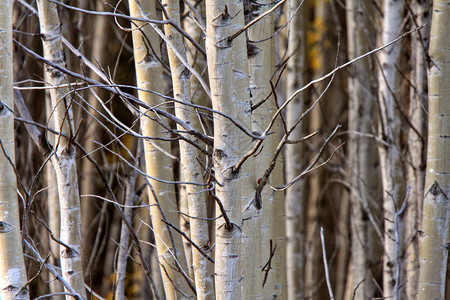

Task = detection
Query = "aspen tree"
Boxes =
[246,1,274,298]
[377,0,405,296]
[128,0,193,298]
[0,1,29,298]
[417,1,450,299]
[246,2,286,298]
[36,0,87,297]
[346,0,381,299]
[205,0,253,298]
[161,0,214,298]
[405,1,431,297]
[45,100,64,300]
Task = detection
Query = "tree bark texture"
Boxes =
[417,1,450,298]
[162,0,214,298]
[377,0,406,297]
[0,1,29,298]
[346,0,381,299]
[36,0,87,297]
[128,0,193,298]
[205,0,253,298]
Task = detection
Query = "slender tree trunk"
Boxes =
[0,1,29,298]
[417,1,450,299]
[177,174,194,280]
[285,0,307,298]
[162,0,214,298]
[45,101,65,300]
[266,15,287,300]
[44,65,64,299]
[114,169,137,300]
[36,1,87,297]
[405,1,431,298]
[246,1,276,298]
[128,0,193,298]
[205,0,253,298]
[183,0,209,109]
[377,0,405,297]
[346,0,381,299]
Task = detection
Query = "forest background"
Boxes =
[0,0,448,299]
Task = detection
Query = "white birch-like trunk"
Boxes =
[36,1,86,297]
[0,1,29,298]
[128,0,193,298]
[346,1,380,299]
[377,0,405,297]
[45,104,64,300]
[245,1,275,298]
[417,1,450,299]
[205,0,253,298]
[183,0,209,109]
[161,0,214,298]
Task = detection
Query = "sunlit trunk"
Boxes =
[205,0,253,297]
[417,1,450,299]
[0,1,29,298]
[377,0,405,297]
[128,0,193,298]
[36,0,87,297]
[162,0,214,298]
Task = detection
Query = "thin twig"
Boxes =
[24,240,83,300]
[161,219,214,263]
[320,227,335,300]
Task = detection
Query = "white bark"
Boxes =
[162,0,214,298]
[205,0,253,298]
[36,0,86,298]
[45,100,64,299]
[0,1,29,298]
[246,1,275,298]
[128,0,193,298]
[417,1,450,298]
[377,0,405,297]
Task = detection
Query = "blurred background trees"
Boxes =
[1,0,448,299]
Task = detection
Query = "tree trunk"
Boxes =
[45,101,65,300]
[285,0,307,297]
[0,1,29,298]
[114,169,137,300]
[405,1,431,298]
[417,1,450,299]
[36,0,87,297]
[162,0,214,298]
[346,0,381,299]
[128,0,193,298]
[377,0,405,297]
[246,1,276,298]
[205,0,253,298]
